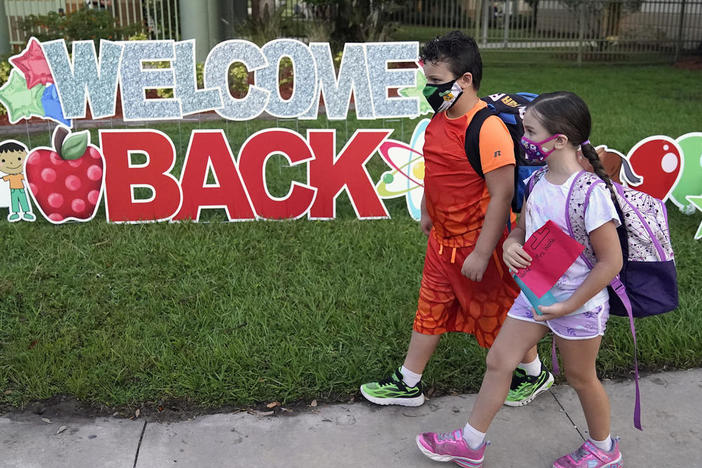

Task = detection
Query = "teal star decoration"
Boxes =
[399,69,433,116]
[685,195,702,240]
[0,69,46,124]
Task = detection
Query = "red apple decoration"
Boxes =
[25,126,104,223]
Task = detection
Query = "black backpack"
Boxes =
[464,92,543,213]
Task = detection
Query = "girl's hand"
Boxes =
[535,301,575,321]
[503,241,532,272]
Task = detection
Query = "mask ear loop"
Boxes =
[538,134,565,157]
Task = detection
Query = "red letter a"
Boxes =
[172,130,255,221]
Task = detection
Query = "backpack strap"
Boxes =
[611,277,642,430]
[523,166,547,202]
[464,107,515,231]
[464,107,496,179]
[564,171,601,267]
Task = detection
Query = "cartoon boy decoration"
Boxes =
[0,140,35,222]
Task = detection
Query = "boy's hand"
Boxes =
[503,241,532,272]
[420,212,433,236]
[462,250,490,282]
[535,301,575,321]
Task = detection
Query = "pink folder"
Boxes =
[514,220,585,298]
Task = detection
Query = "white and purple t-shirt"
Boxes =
[523,170,621,315]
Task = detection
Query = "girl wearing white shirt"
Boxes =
[416,91,624,468]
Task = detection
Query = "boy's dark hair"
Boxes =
[527,91,616,200]
[420,30,482,90]
[0,141,26,154]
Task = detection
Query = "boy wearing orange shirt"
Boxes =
[361,31,553,408]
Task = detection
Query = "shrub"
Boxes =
[0,58,10,116]
[19,7,141,47]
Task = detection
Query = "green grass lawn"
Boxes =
[1,65,701,411]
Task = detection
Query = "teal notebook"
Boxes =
[513,274,557,316]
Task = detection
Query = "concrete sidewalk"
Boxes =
[1,369,699,468]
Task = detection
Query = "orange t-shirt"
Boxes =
[2,173,24,189]
[423,100,516,247]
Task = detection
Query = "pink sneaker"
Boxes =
[553,438,623,468]
[416,428,487,468]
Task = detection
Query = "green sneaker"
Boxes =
[360,368,425,407]
[504,367,554,407]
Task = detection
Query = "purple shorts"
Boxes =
[507,293,609,340]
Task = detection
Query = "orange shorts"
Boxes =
[413,229,520,348]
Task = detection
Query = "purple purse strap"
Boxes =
[611,277,642,430]
[564,171,642,431]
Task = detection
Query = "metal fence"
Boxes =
[394,0,702,62]
[5,0,180,46]
[6,0,700,63]
[249,0,702,62]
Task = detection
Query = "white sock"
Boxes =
[590,435,613,452]
[462,422,486,450]
[400,366,422,387]
[517,356,542,377]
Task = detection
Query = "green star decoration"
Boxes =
[399,69,433,115]
[0,69,46,123]
[685,195,702,240]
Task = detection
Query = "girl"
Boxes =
[415,91,624,468]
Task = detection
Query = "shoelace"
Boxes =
[509,370,525,390]
[378,370,405,388]
[510,371,537,391]
[571,442,609,463]
[436,431,458,442]
[515,375,539,391]
[571,446,590,461]
[377,375,397,386]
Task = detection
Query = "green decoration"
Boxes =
[0,69,46,123]
[685,195,702,240]
[399,69,433,116]
[670,133,702,214]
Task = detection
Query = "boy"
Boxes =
[0,141,35,222]
[361,32,552,408]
